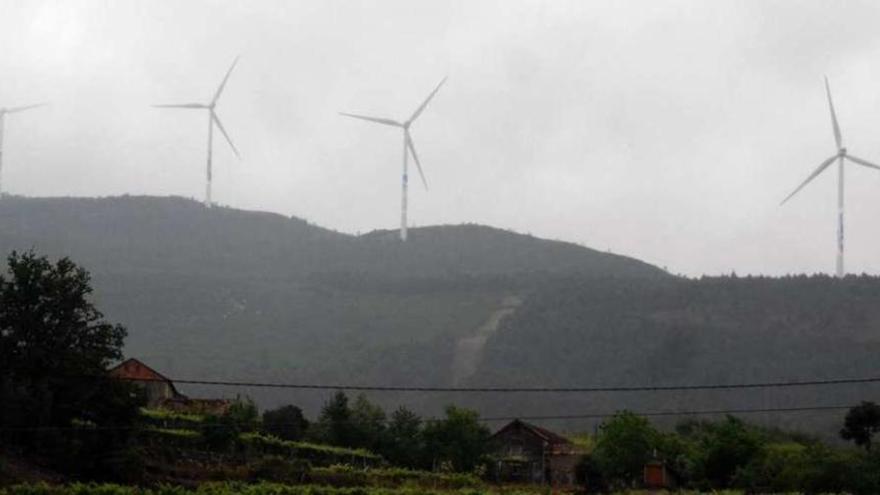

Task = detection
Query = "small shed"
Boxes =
[489,419,584,487]
[644,460,678,490]
[109,358,182,406]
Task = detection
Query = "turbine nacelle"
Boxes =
[839,148,847,156]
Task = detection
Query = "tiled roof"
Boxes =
[491,419,574,446]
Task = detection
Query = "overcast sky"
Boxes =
[4,0,880,277]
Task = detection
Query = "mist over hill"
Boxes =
[0,196,663,409]
[0,195,876,438]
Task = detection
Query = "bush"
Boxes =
[202,398,259,451]
[262,406,308,442]
[250,457,311,483]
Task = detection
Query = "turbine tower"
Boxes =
[781,77,880,278]
[154,57,241,208]
[0,103,45,197]
[340,77,447,241]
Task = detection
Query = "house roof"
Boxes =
[491,419,574,446]
[108,357,180,396]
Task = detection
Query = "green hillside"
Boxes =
[1,195,876,438]
[464,275,880,438]
[0,195,664,415]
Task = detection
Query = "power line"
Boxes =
[104,374,880,393]
[480,404,855,421]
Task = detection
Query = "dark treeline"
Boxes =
[260,393,490,472]
[585,406,880,493]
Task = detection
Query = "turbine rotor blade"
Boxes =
[212,111,240,159]
[338,112,402,127]
[845,153,880,171]
[408,76,447,124]
[6,103,46,114]
[406,131,428,190]
[153,103,208,109]
[780,154,838,205]
[825,76,842,149]
[212,56,240,105]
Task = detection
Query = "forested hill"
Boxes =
[0,195,664,279]
[459,275,880,439]
[1,195,877,438]
[0,195,665,415]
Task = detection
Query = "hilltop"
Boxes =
[0,195,663,279]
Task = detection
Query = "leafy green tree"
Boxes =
[0,251,130,409]
[262,404,309,441]
[841,402,880,451]
[0,251,143,478]
[310,391,355,447]
[693,416,763,488]
[203,397,259,450]
[381,406,424,468]
[350,394,386,451]
[593,411,659,488]
[422,405,490,472]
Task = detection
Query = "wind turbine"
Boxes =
[340,77,447,241]
[154,57,241,208]
[0,103,45,197]
[780,76,880,278]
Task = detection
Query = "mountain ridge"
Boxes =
[2,194,875,439]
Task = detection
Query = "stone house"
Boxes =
[488,419,584,487]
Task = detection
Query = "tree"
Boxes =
[381,406,424,468]
[593,411,659,488]
[0,251,127,382]
[310,391,355,447]
[350,394,386,451]
[0,251,143,478]
[841,402,880,451]
[422,405,490,472]
[693,416,762,488]
[203,397,259,450]
[263,404,309,441]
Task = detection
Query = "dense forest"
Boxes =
[0,195,877,438]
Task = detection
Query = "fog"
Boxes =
[3,0,880,276]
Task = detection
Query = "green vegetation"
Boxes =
[0,483,512,495]
[583,410,880,494]
[240,433,379,461]
[262,406,309,442]
[0,196,664,418]
[840,401,880,451]
[4,196,879,442]
[306,395,490,472]
[140,409,205,424]
[0,251,145,480]
[473,274,880,436]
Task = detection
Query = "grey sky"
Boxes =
[3,0,880,277]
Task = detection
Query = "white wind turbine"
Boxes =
[154,57,241,208]
[781,77,880,278]
[0,103,45,197]
[340,77,447,241]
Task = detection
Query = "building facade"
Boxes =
[488,419,584,487]
[108,358,182,406]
